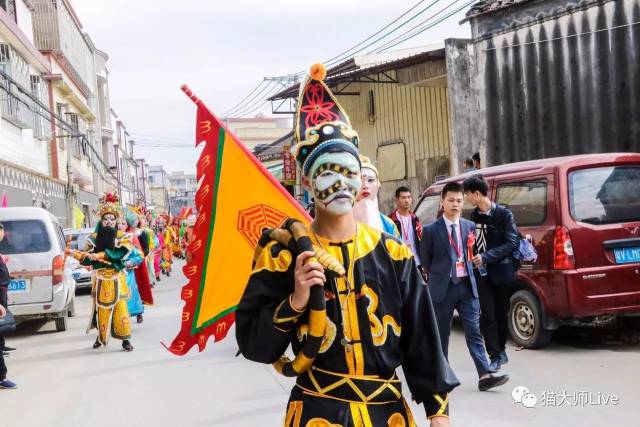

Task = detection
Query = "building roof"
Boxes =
[466,0,533,18]
[269,44,445,101]
[253,130,294,162]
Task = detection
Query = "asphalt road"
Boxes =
[2,260,638,426]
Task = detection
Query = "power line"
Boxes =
[221,79,266,116]
[325,0,443,67]
[223,80,276,117]
[231,83,282,117]
[375,0,475,52]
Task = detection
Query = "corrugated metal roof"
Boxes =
[253,130,293,161]
[466,0,533,18]
[269,44,446,101]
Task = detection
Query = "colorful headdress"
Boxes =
[293,64,360,176]
[123,208,139,227]
[97,193,122,218]
[359,155,379,178]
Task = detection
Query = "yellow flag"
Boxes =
[72,205,85,229]
[166,86,309,355]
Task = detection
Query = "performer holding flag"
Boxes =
[235,64,458,426]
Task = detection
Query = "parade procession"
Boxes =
[1,1,640,426]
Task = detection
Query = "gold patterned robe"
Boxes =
[236,223,459,426]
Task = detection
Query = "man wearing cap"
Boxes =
[236,64,458,426]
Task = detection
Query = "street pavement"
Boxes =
[2,259,639,426]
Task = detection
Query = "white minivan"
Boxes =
[0,207,76,331]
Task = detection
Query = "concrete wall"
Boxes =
[449,0,640,167]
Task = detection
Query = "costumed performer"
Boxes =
[236,64,458,426]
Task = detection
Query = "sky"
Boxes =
[72,0,472,174]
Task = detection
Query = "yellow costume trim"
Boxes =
[291,352,315,374]
[301,368,402,403]
[305,419,342,427]
[361,285,401,346]
[284,401,303,427]
[384,238,413,261]
[350,402,373,427]
[297,318,337,354]
[433,393,449,417]
[402,399,417,427]
[273,299,304,324]
[387,413,406,427]
[252,241,293,274]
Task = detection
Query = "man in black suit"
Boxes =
[463,175,520,372]
[420,182,508,391]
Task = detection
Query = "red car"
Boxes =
[414,153,640,348]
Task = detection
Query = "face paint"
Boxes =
[117,218,128,232]
[353,167,384,230]
[308,152,361,216]
[102,214,117,227]
[357,167,379,202]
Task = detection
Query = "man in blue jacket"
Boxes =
[463,175,520,372]
[420,182,509,391]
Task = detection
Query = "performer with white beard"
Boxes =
[353,155,400,237]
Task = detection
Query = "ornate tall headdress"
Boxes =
[359,155,379,178]
[292,64,360,176]
[97,193,122,218]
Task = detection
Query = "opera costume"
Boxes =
[236,64,458,426]
[354,155,401,238]
[123,209,155,322]
[66,193,135,351]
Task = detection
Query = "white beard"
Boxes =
[354,196,383,231]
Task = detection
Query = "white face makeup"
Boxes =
[358,167,379,202]
[308,152,362,216]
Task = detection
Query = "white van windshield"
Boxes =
[0,220,51,254]
[569,166,640,225]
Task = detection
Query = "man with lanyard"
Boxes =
[389,186,422,268]
[420,182,509,391]
[236,64,458,426]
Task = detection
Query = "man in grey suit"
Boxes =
[420,182,509,391]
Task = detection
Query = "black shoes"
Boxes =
[122,340,134,352]
[93,339,102,349]
[136,314,144,324]
[2,346,16,352]
[478,374,509,391]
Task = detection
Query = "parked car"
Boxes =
[0,207,76,331]
[63,228,94,291]
[415,153,640,348]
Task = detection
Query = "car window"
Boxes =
[69,233,92,251]
[415,195,441,225]
[496,181,547,226]
[55,224,66,251]
[0,220,52,254]
[569,166,640,225]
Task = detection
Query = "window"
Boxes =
[0,220,51,254]
[415,195,441,225]
[0,1,17,23]
[496,181,547,226]
[66,232,91,251]
[569,166,640,225]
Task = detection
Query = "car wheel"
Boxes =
[508,290,554,349]
[55,313,68,332]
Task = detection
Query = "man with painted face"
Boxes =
[354,155,400,237]
[66,193,135,351]
[236,64,458,426]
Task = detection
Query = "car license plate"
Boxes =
[73,272,81,280]
[614,247,640,264]
[8,279,29,292]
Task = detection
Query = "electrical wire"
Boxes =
[223,80,276,117]
[326,0,444,67]
[232,83,282,117]
[375,0,476,52]
[221,79,266,116]
[323,0,433,66]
